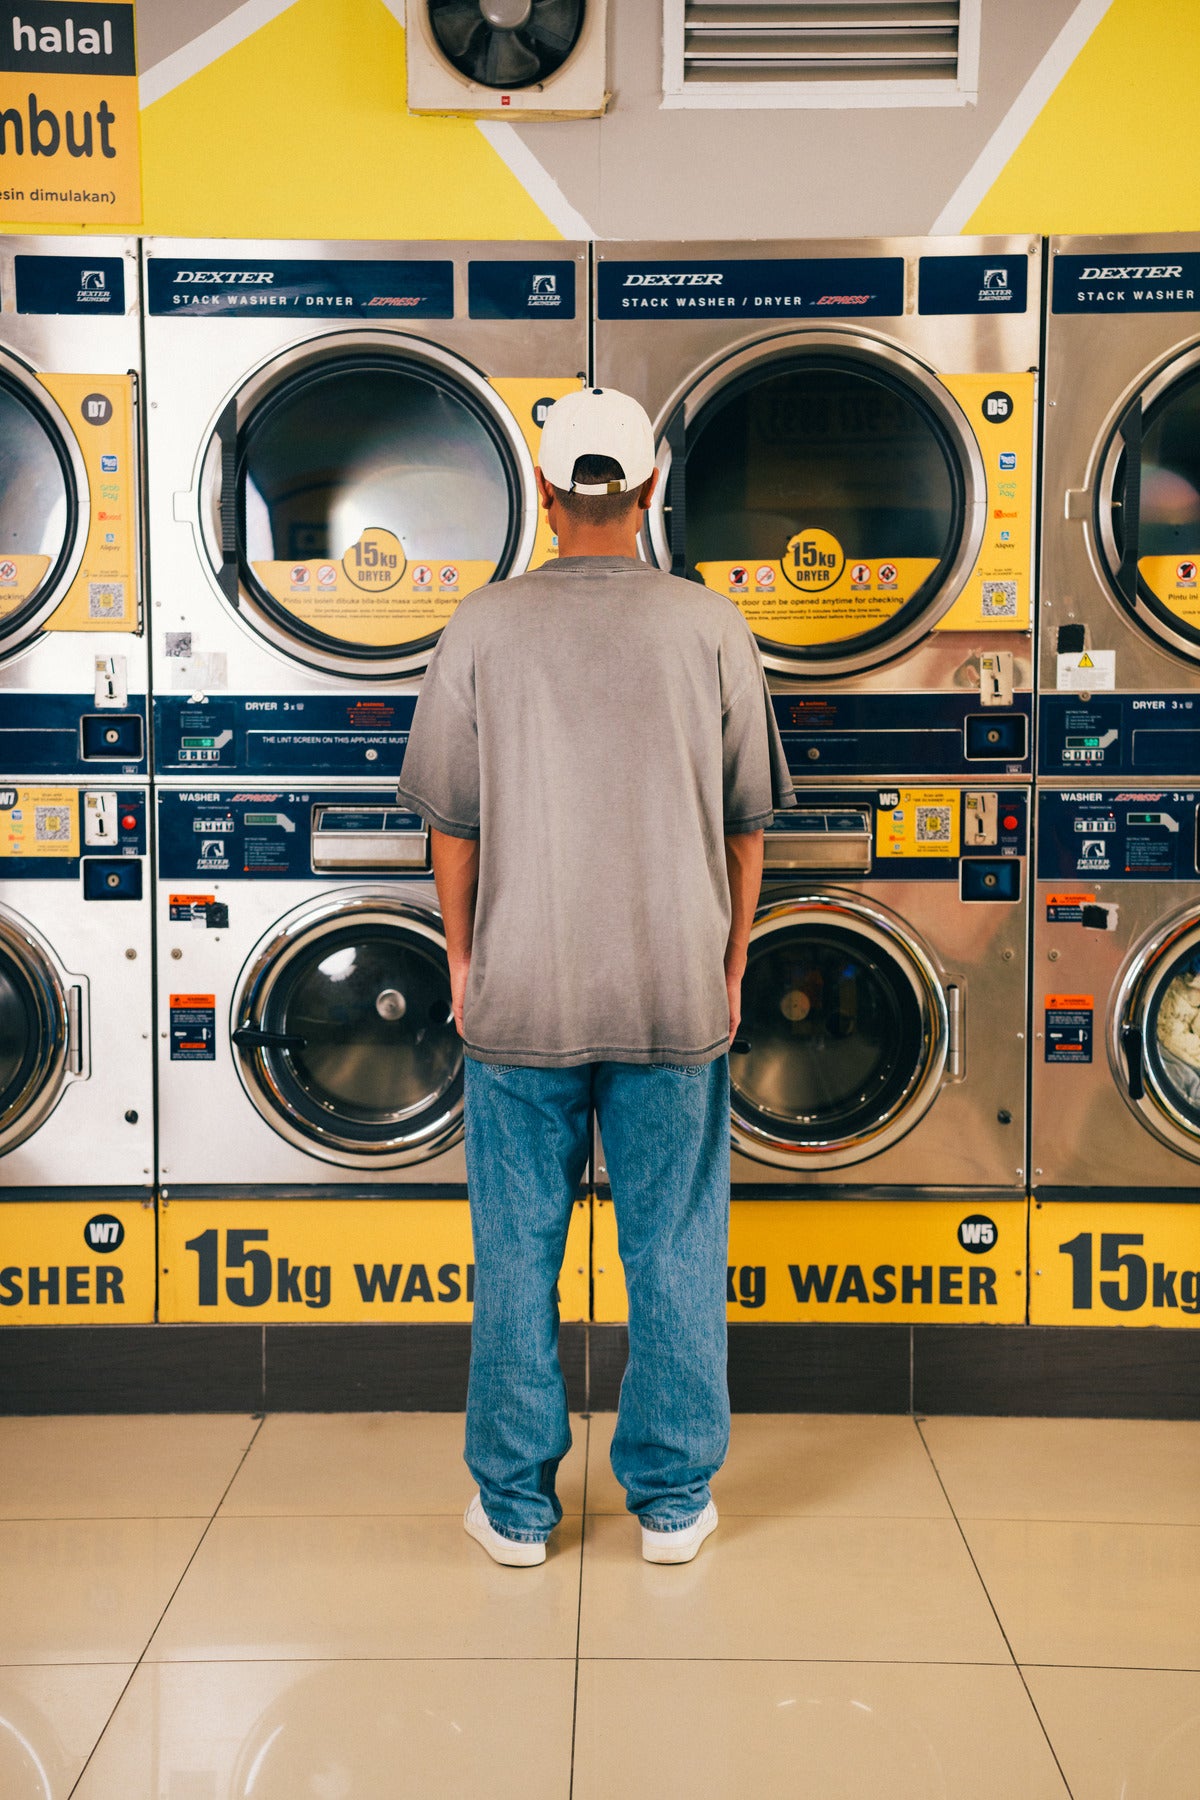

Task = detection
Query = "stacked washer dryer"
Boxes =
[0,237,154,1321]
[1033,236,1200,1314]
[592,238,1037,1321]
[143,240,589,1320]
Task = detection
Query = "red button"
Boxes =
[121,813,138,830]
[1003,814,1019,831]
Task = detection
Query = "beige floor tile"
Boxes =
[0,1414,260,1519]
[574,1660,1069,1800]
[586,1413,951,1517]
[0,1664,134,1800]
[145,1513,582,1662]
[222,1410,586,1516]
[963,1519,1200,1669]
[579,1513,1009,1663]
[0,1518,208,1665]
[72,1658,575,1800]
[922,1417,1200,1523]
[1024,1665,1200,1800]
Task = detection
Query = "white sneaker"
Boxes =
[464,1493,547,1567]
[641,1500,718,1564]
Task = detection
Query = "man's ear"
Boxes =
[637,466,661,512]
[535,467,556,512]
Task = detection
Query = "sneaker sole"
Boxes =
[641,1508,718,1565]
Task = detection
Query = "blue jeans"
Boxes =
[463,1056,731,1543]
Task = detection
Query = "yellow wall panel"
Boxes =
[139,0,562,240]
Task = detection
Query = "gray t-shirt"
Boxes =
[396,555,795,1067]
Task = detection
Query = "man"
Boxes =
[396,386,794,1568]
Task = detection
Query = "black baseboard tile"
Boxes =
[264,1323,472,1411]
[586,1325,628,1409]
[728,1324,913,1413]
[0,1325,264,1414]
[914,1325,1200,1419]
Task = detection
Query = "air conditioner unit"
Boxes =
[405,0,609,118]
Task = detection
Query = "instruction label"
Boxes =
[169,994,216,1061]
[1044,994,1094,1063]
[876,788,961,859]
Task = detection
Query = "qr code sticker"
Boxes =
[915,805,952,845]
[982,580,1017,618]
[35,805,71,843]
[88,581,125,620]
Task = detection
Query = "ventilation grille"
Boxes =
[676,1,964,91]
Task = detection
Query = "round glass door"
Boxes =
[1098,353,1200,661]
[0,911,72,1155]
[730,898,948,1170]
[648,334,985,677]
[1118,918,1200,1162]
[204,337,534,680]
[0,368,83,661]
[233,896,463,1167]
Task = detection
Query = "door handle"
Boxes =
[232,1026,307,1051]
[1120,1023,1144,1100]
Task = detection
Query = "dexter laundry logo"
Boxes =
[529,273,562,308]
[979,267,1014,302]
[1079,839,1110,870]
[76,267,112,302]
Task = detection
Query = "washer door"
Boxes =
[730,896,949,1170]
[0,358,87,663]
[647,332,986,677]
[1096,349,1200,663]
[0,908,77,1155]
[200,334,535,680]
[232,894,463,1168]
[1116,915,1200,1163]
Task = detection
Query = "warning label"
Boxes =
[1045,994,1094,1063]
[170,994,216,1062]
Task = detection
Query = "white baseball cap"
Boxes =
[538,386,656,495]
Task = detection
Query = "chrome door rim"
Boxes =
[195,329,539,681]
[0,905,73,1155]
[730,892,949,1170]
[232,888,463,1167]
[1094,340,1200,665]
[0,350,90,665]
[1113,909,1200,1163]
[643,328,988,678]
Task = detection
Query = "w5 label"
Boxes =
[1032,1204,1200,1326]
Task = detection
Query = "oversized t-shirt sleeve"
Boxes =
[394,613,480,840]
[721,629,797,832]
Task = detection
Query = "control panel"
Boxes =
[772,692,1032,779]
[154,695,418,777]
[157,788,432,881]
[766,787,1027,892]
[1039,693,1200,778]
[1037,790,1200,883]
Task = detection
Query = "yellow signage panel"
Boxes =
[491,375,581,571]
[0,785,80,858]
[594,1197,1026,1325]
[159,1196,591,1325]
[939,371,1035,633]
[1031,1201,1200,1328]
[40,372,138,632]
[0,1199,155,1323]
[875,787,961,860]
[0,4,141,226]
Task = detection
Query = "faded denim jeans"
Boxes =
[463,1056,731,1543]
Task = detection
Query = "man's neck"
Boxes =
[552,522,641,560]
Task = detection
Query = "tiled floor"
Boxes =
[2,1413,1199,1797]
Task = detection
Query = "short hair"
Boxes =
[552,454,642,529]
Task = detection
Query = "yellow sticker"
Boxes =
[38,372,137,634]
[1031,1201,1200,1328]
[252,557,496,647]
[782,527,845,592]
[594,1197,1026,1325]
[938,370,1035,633]
[0,67,141,227]
[490,375,582,570]
[875,787,961,859]
[0,1201,155,1324]
[342,526,405,593]
[697,557,937,646]
[159,1196,590,1324]
[0,787,80,859]
[0,554,53,617]
[1138,555,1200,626]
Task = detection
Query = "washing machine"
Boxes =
[1040,234,1200,780]
[0,780,152,1192]
[1032,783,1200,1194]
[594,236,1040,781]
[594,783,1029,1197]
[143,238,587,781]
[155,784,468,1188]
[0,236,146,778]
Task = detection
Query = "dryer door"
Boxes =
[232,894,463,1168]
[647,332,986,678]
[730,895,950,1170]
[200,334,536,680]
[0,908,77,1155]
[1116,916,1200,1164]
[0,357,88,663]
[1096,350,1200,664]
